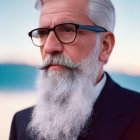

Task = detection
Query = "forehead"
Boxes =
[39,0,92,27]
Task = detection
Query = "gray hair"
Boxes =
[35,0,115,32]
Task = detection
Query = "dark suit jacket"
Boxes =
[9,73,140,140]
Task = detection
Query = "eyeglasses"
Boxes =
[28,23,107,47]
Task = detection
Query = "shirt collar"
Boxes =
[94,73,107,102]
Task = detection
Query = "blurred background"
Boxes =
[0,0,140,139]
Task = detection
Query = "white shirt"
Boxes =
[93,73,107,102]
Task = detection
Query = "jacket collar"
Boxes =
[94,72,125,119]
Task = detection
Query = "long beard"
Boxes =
[28,35,102,140]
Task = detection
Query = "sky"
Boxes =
[0,0,140,75]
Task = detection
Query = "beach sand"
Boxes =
[0,91,37,140]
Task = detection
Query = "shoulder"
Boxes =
[12,106,34,128]
[109,74,140,115]
[14,106,34,118]
[111,76,140,108]
[121,87,140,112]
[121,87,140,100]
[106,72,140,100]
[9,106,34,140]
[105,72,140,111]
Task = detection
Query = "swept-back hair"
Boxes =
[35,0,115,32]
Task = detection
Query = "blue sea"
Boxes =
[0,64,140,93]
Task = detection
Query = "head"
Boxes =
[28,0,115,139]
[32,0,115,76]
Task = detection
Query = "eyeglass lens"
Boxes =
[31,23,77,47]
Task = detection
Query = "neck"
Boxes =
[96,67,104,84]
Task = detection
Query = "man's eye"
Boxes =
[37,29,48,37]
[59,26,74,33]
[38,30,47,35]
[64,27,74,32]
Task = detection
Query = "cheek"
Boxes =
[64,35,96,63]
[40,47,45,60]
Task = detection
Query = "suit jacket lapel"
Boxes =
[78,73,133,140]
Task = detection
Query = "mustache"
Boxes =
[38,54,80,70]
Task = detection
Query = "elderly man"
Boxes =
[9,0,140,140]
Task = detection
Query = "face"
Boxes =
[28,33,102,140]
[39,0,98,69]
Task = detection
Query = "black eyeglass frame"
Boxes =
[28,23,107,47]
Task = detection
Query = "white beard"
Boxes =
[28,34,102,140]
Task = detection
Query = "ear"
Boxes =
[99,32,115,62]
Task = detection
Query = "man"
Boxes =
[9,0,140,140]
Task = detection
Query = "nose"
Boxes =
[41,31,63,57]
